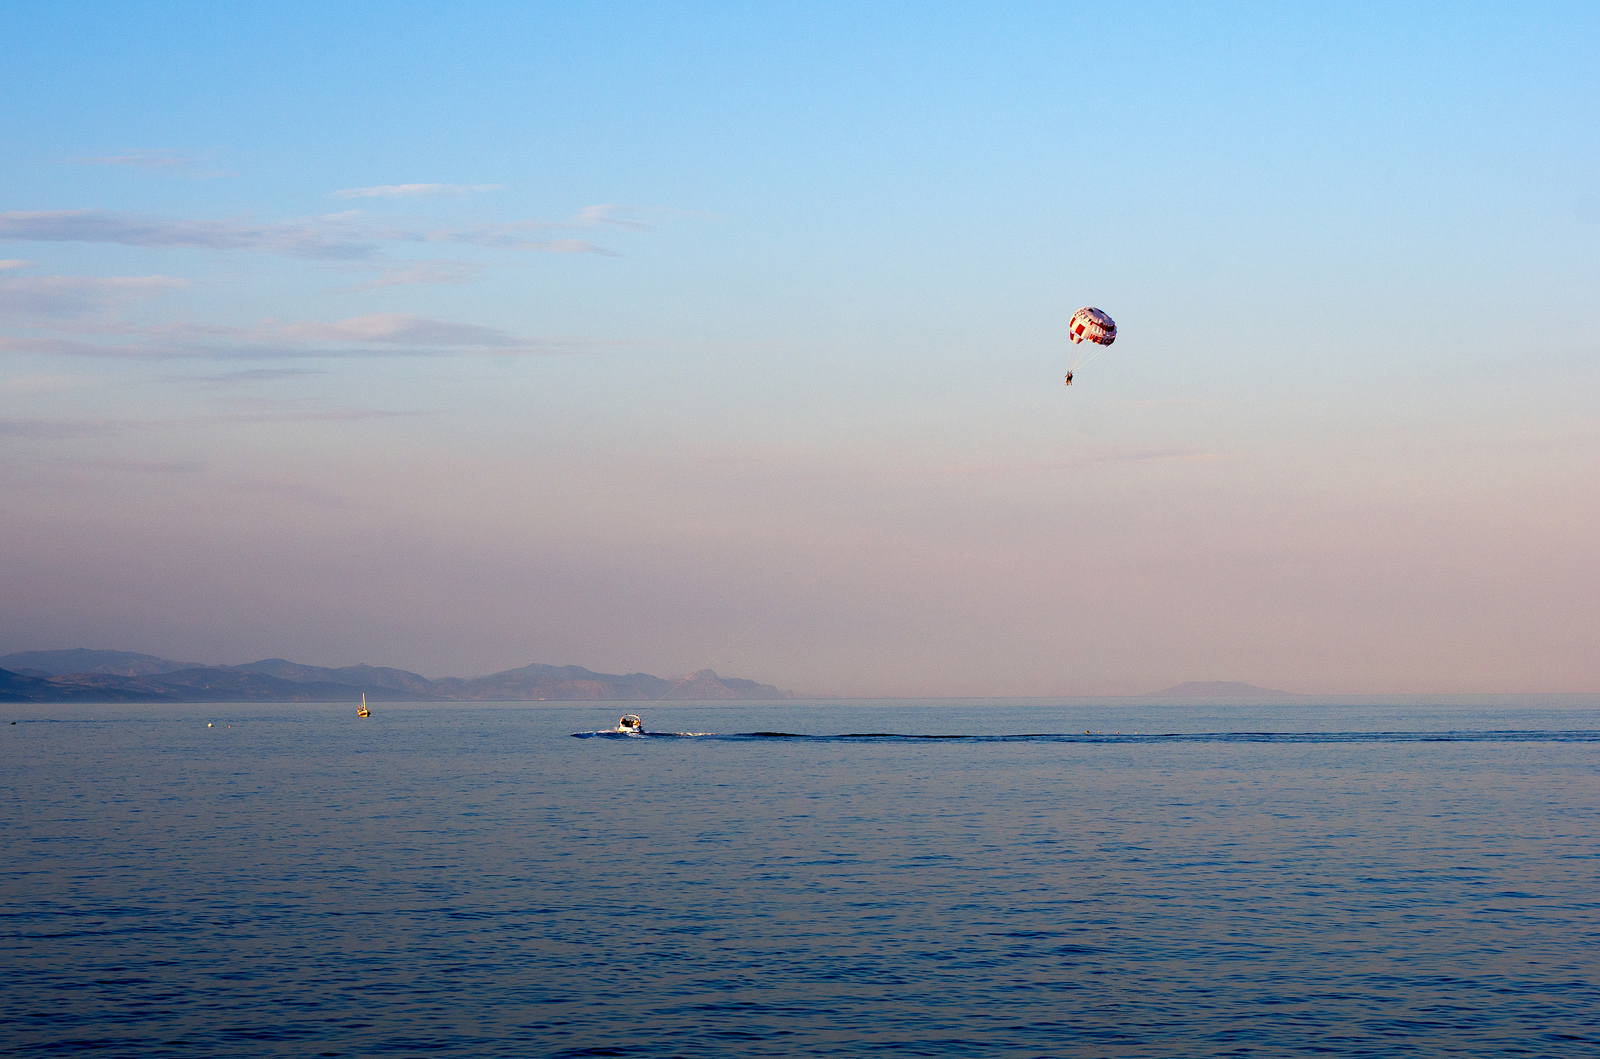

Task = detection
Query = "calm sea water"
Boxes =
[3,698,1598,1057]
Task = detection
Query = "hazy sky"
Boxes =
[3,3,1597,695]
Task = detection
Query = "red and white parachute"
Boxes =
[1068,307,1116,348]
[1066,306,1116,379]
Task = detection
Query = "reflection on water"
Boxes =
[3,699,1598,1057]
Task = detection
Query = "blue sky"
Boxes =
[3,3,1597,693]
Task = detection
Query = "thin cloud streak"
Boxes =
[576,205,656,232]
[0,335,573,361]
[63,149,193,171]
[60,149,235,178]
[269,313,518,346]
[1,407,424,441]
[234,477,345,508]
[332,183,504,198]
[0,374,101,394]
[220,408,430,423]
[0,418,136,440]
[0,206,657,259]
[183,368,328,388]
[0,210,381,259]
[0,273,187,318]
[0,309,580,359]
[329,262,482,293]
[508,238,615,255]
[702,448,1233,483]
[418,222,618,253]
[35,457,205,473]
[1093,448,1228,463]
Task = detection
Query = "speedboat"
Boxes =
[615,714,642,733]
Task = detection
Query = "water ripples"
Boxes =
[4,700,1598,1056]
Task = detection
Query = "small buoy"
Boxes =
[207,723,213,728]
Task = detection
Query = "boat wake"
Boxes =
[572,729,1600,744]
[571,729,714,739]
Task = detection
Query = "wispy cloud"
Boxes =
[923,448,1230,476]
[329,261,481,293]
[35,457,205,473]
[462,236,615,255]
[574,204,655,232]
[221,407,429,423]
[0,273,187,318]
[64,149,195,171]
[0,210,384,259]
[701,447,1234,484]
[185,368,327,388]
[0,259,32,270]
[272,313,518,346]
[61,149,234,178]
[0,312,574,360]
[235,476,345,508]
[332,183,504,199]
[206,392,432,424]
[0,374,102,395]
[0,207,650,260]
[2,407,424,441]
[1092,448,1227,463]
[433,230,616,254]
[0,418,135,440]
[428,206,655,252]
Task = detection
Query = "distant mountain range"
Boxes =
[0,649,793,704]
[1144,680,1293,697]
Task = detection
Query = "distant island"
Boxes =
[0,648,793,704]
[1144,680,1293,698]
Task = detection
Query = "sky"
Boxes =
[2,2,1597,696]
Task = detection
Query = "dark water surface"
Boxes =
[4,698,1598,1057]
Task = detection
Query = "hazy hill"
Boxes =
[0,652,792,703]
[1145,681,1292,697]
[0,666,428,704]
[231,659,439,695]
[435,664,788,702]
[0,667,184,703]
[0,649,203,678]
[153,668,431,702]
[0,668,63,702]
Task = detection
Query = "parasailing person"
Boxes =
[1065,306,1116,385]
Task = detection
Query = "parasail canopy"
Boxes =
[1068,306,1116,347]
[1065,306,1117,380]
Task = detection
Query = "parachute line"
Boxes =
[1074,345,1108,371]
[1064,306,1116,378]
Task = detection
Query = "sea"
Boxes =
[3,698,1597,1057]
